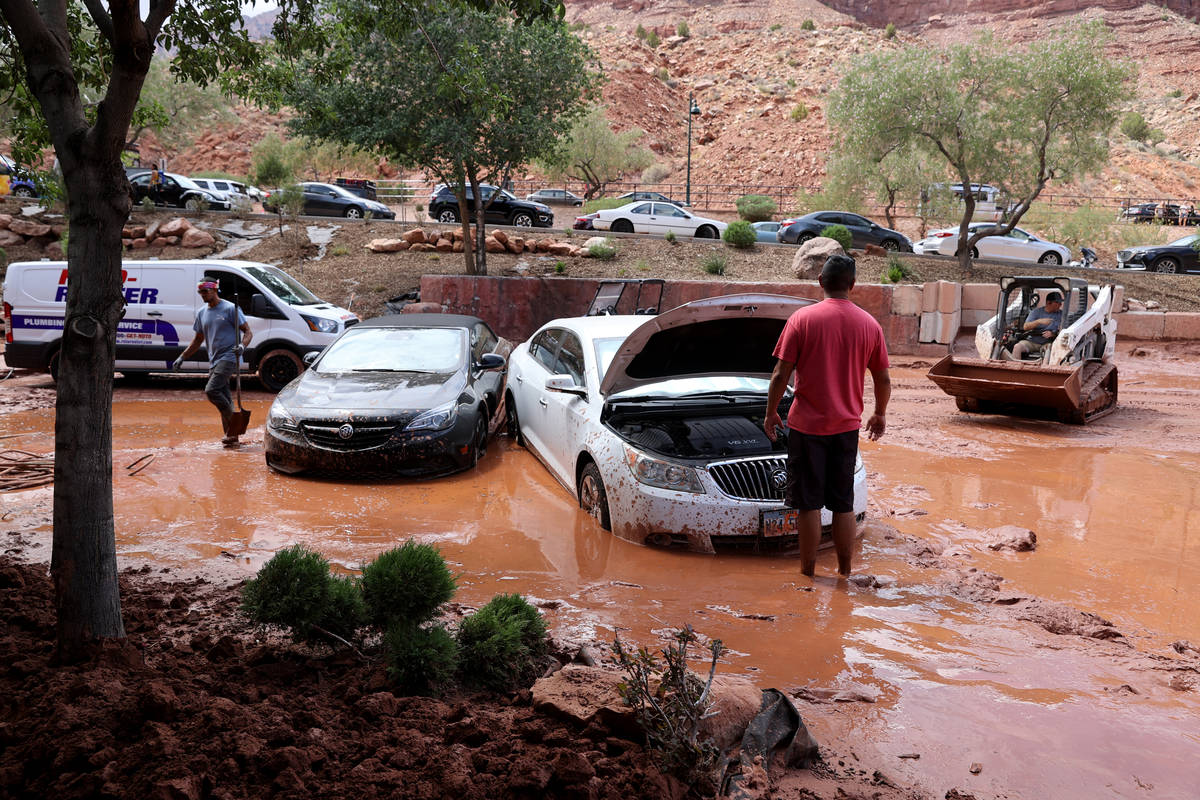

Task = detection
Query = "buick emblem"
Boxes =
[337,424,354,440]
[770,469,788,489]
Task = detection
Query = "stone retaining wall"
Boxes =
[417,275,1198,352]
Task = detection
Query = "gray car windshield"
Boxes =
[244,265,322,305]
[317,327,465,373]
[1167,234,1199,247]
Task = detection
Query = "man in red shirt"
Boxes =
[764,254,891,578]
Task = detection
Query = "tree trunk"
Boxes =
[455,194,476,274]
[468,174,487,276]
[956,195,977,272]
[51,146,132,661]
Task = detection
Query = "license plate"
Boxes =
[761,508,799,538]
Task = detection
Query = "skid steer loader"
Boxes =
[927,276,1118,424]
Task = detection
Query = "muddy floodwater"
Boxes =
[3,343,1200,798]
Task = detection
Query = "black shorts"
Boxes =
[785,429,858,513]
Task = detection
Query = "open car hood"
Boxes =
[599,293,815,397]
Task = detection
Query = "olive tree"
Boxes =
[286,0,600,274]
[829,22,1133,270]
[537,105,654,200]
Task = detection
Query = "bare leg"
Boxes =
[798,509,821,576]
[831,511,857,576]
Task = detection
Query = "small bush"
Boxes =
[790,104,809,122]
[322,574,367,641]
[241,545,333,640]
[800,19,815,31]
[330,244,349,256]
[554,260,567,273]
[676,20,689,38]
[880,254,913,284]
[884,22,896,39]
[140,196,155,212]
[361,540,457,628]
[635,23,647,40]
[457,594,549,691]
[735,194,777,222]
[819,223,852,252]
[664,230,677,244]
[655,66,669,82]
[646,30,660,47]
[642,163,672,184]
[385,623,459,695]
[769,23,782,31]
[723,220,757,249]
[589,242,617,260]
[1120,111,1150,142]
[701,251,727,275]
[1168,88,1182,98]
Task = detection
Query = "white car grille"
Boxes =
[708,456,787,501]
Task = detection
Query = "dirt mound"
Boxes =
[0,558,680,800]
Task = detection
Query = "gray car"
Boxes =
[778,211,912,252]
[526,188,583,206]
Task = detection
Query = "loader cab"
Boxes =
[991,276,1088,361]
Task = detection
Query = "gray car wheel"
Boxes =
[511,211,534,227]
[579,462,612,531]
[437,208,459,224]
[1154,257,1180,274]
[1038,251,1062,265]
[695,225,718,239]
[796,232,814,245]
[344,206,364,219]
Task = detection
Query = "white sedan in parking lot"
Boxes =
[914,223,1071,264]
[504,294,868,554]
[591,201,727,239]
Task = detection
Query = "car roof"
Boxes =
[355,313,486,330]
[536,314,650,340]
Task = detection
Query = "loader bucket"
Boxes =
[927,356,1117,424]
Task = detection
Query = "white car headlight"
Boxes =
[267,402,299,432]
[406,402,457,432]
[623,445,705,494]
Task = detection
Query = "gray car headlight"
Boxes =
[267,403,299,432]
[405,402,457,432]
[623,445,705,494]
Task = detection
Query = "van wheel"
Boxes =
[258,349,303,392]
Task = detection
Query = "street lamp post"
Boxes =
[686,94,701,207]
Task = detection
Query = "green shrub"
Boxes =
[241,545,333,640]
[330,244,350,256]
[790,104,809,122]
[880,254,913,284]
[676,20,689,38]
[701,251,727,275]
[635,23,647,40]
[800,19,815,31]
[641,163,672,184]
[361,540,456,627]
[646,30,660,47]
[769,23,782,31]
[589,241,618,260]
[723,220,757,248]
[554,260,567,273]
[1168,88,1182,98]
[735,194,777,222]
[322,574,368,641]
[819,223,852,252]
[139,196,155,212]
[884,22,896,39]
[457,594,549,691]
[582,197,630,214]
[1120,111,1150,142]
[664,230,677,244]
[385,623,459,695]
[1149,128,1166,144]
[655,66,669,82]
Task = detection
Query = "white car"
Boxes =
[914,223,1070,264]
[591,201,726,239]
[504,294,868,554]
[192,177,267,204]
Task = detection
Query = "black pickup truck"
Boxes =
[334,177,377,201]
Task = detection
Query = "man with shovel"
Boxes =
[173,280,253,446]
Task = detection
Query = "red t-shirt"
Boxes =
[772,298,890,436]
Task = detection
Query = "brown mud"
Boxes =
[3,340,1200,797]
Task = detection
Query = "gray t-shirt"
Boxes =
[194,299,245,365]
[1027,307,1062,337]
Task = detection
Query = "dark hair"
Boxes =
[1045,291,1063,304]
[821,254,857,292]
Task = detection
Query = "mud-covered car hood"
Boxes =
[599,293,814,397]
[277,369,465,419]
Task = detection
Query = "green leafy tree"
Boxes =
[286,0,600,274]
[538,106,654,200]
[829,22,1133,270]
[0,0,334,662]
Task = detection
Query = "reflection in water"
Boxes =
[4,390,1199,798]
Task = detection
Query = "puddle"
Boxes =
[306,224,339,261]
[2,375,1199,797]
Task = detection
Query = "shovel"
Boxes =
[226,292,251,437]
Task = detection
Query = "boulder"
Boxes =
[162,236,181,246]
[547,242,574,256]
[410,242,436,253]
[145,220,162,240]
[157,217,191,237]
[484,236,507,253]
[452,239,464,253]
[699,674,763,751]
[986,526,1037,552]
[505,236,525,255]
[0,229,23,246]
[180,228,215,248]
[583,236,611,250]
[0,213,12,229]
[8,219,51,237]
[864,243,887,257]
[792,236,845,279]
[124,225,147,240]
[534,238,555,253]
[43,241,63,258]
[434,238,453,253]
[365,238,410,253]
[401,229,427,244]
[492,229,509,245]
[131,237,149,249]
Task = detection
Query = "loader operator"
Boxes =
[1004,291,1063,361]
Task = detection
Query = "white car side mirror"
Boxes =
[545,374,587,398]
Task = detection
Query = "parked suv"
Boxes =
[428,184,553,228]
[129,170,231,210]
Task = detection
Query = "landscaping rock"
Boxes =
[180,229,214,248]
[484,236,507,253]
[435,238,453,252]
[547,242,574,257]
[409,242,436,253]
[986,526,1037,552]
[8,219,51,237]
[506,236,525,254]
[864,243,887,257]
[365,238,410,253]
[792,236,844,279]
[492,229,509,245]
[401,229,427,245]
[583,236,611,250]
[157,217,191,237]
[0,213,12,229]
[0,229,23,246]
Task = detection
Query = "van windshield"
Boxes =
[244,265,321,305]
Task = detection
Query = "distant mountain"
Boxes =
[241,8,280,40]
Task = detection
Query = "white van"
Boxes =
[2,259,357,391]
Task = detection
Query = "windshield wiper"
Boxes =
[348,368,437,373]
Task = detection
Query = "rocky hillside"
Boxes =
[164,1,1200,205]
